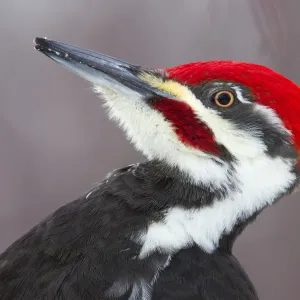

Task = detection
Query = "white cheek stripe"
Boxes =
[138,156,295,257]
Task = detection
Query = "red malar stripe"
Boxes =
[151,99,220,155]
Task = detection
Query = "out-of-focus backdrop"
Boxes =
[1,1,300,299]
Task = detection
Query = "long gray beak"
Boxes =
[34,38,173,99]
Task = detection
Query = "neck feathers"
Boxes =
[136,155,297,257]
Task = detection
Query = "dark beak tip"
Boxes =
[34,37,46,44]
[34,37,51,50]
[34,44,41,51]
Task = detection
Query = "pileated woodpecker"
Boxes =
[0,38,299,300]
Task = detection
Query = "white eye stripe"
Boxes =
[228,85,290,136]
[231,86,251,104]
[253,103,291,135]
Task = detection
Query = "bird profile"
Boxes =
[0,37,298,300]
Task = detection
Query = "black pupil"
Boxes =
[216,92,231,105]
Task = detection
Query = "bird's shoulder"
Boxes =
[0,163,157,299]
[0,163,145,259]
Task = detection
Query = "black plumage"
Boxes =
[0,162,259,299]
[152,247,258,300]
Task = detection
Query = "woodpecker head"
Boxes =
[34,38,300,192]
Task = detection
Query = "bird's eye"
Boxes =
[213,90,235,108]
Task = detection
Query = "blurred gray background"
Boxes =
[1,1,300,299]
